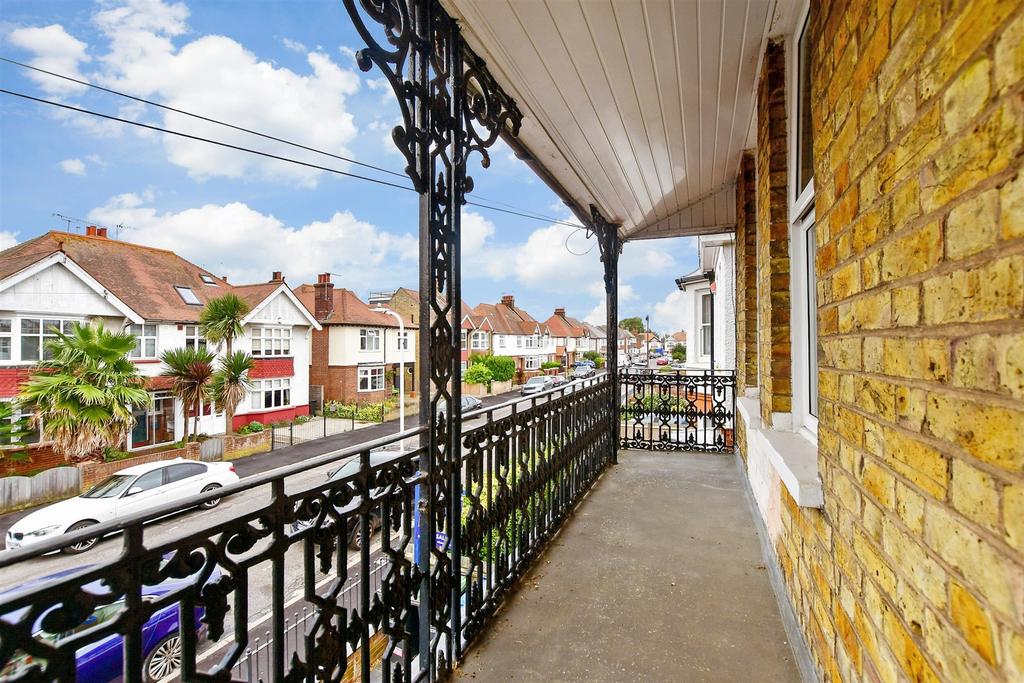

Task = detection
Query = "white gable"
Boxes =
[248,289,313,327]
[0,260,126,317]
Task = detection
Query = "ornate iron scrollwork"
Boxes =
[589,205,622,464]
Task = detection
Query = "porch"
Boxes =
[456,449,805,682]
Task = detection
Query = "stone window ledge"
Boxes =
[736,397,824,508]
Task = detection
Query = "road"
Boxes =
[0,373,605,678]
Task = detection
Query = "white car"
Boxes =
[6,458,239,554]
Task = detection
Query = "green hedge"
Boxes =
[479,355,516,382]
[464,363,493,385]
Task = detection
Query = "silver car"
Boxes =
[521,375,554,396]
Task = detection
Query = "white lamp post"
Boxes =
[372,307,406,446]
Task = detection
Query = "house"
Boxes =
[608,326,637,359]
[296,274,415,405]
[675,233,736,372]
[664,331,686,354]
[368,286,420,388]
[543,307,590,366]
[460,303,492,372]
[0,228,320,451]
[582,322,607,355]
[473,295,553,373]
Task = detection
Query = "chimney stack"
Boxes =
[271,271,284,282]
[554,307,566,317]
[96,227,108,238]
[314,272,334,320]
[500,294,515,307]
[85,225,98,236]
[221,275,228,283]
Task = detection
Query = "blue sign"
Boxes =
[435,532,448,550]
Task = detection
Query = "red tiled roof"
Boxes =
[473,300,543,336]
[0,368,30,398]
[145,375,175,391]
[543,310,587,338]
[250,357,295,379]
[294,284,410,327]
[0,231,289,323]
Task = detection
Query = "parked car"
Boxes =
[292,451,414,549]
[656,358,669,366]
[0,564,218,682]
[574,360,596,369]
[461,395,483,412]
[521,375,554,396]
[571,365,595,380]
[6,459,239,554]
[670,362,686,371]
[551,375,569,387]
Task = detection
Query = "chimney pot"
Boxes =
[501,294,515,307]
[554,307,566,317]
[96,227,108,238]
[85,225,98,236]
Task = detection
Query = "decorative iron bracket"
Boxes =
[589,205,622,464]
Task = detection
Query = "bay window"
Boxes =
[23,319,76,361]
[251,378,291,409]
[358,366,385,391]
[251,327,291,356]
[470,331,488,350]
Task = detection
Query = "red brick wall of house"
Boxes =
[318,365,392,404]
[0,368,30,399]
[250,357,295,379]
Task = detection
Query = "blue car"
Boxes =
[0,564,216,682]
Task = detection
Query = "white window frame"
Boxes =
[0,318,11,362]
[250,378,291,409]
[128,323,158,359]
[525,356,541,371]
[398,330,409,351]
[17,317,77,362]
[699,292,713,360]
[358,366,385,392]
[360,328,381,352]
[470,330,488,350]
[184,324,207,352]
[251,326,292,357]
[788,0,818,439]
[461,330,467,350]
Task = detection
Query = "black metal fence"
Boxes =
[619,369,737,453]
[269,410,385,449]
[0,376,615,682]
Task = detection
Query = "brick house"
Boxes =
[0,228,320,453]
[460,304,492,372]
[296,274,414,404]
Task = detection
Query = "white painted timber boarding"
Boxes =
[443,0,775,239]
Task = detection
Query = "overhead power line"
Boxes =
[1,57,584,228]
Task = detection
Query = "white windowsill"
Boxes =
[736,397,824,508]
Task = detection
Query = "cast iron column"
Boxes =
[591,205,621,463]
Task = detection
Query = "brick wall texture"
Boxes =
[735,150,758,394]
[736,1,1024,682]
[757,39,793,426]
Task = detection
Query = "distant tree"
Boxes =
[19,322,149,462]
[619,317,644,336]
[161,347,215,443]
[672,345,686,362]
[208,351,255,435]
[199,293,251,433]
[480,355,516,382]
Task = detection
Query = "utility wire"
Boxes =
[1,57,584,228]
[0,86,586,229]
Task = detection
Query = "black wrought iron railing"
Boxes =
[0,376,614,682]
[619,369,737,453]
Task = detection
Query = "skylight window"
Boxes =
[175,286,201,305]
[200,274,217,285]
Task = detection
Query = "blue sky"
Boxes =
[0,0,696,331]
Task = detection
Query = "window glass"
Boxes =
[200,274,217,285]
[166,463,206,483]
[796,14,814,196]
[83,474,134,498]
[358,366,385,391]
[252,378,291,408]
[128,324,158,359]
[175,286,201,305]
[700,294,713,357]
[185,325,207,351]
[360,329,381,351]
[20,318,69,361]
[806,221,819,418]
[132,469,165,493]
[251,327,291,356]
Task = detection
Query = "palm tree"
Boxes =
[19,322,150,463]
[160,347,215,443]
[208,351,255,434]
[199,293,250,432]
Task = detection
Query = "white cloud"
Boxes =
[582,283,637,325]
[12,1,362,186]
[87,194,417,285]
[0,232,20,252]
[58,158,86,175]
[281,37,307,53]
[651,289,690,334]
[461,211,496,256]
[7,24,91,95]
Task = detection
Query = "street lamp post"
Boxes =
[372,307,405,445]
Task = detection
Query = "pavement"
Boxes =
[455,449,802,682]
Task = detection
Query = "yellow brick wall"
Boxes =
[738,1,1024,681]
[736,150,759,395]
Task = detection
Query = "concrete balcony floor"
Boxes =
[455,450,804,682]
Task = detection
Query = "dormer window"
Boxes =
[200,274,217,285]
[175,286,201,305]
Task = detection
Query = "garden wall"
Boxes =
[0,467,80,514]
[79,442,201,488]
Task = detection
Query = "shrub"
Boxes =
[294,415,310,425]
[540,360,561,370]
[464,363,493,385]
[671,345,686,362]
[480,355,515,382]
[356,403,385,422]
[102,447,133,462]
[238,421,265,435]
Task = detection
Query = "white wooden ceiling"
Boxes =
[444,0,791,240]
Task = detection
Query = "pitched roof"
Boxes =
[543,309,588,338]
[671,331,687,341]
[294,284,410,327]
[0,231,276,322]
[473,299,544,336]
